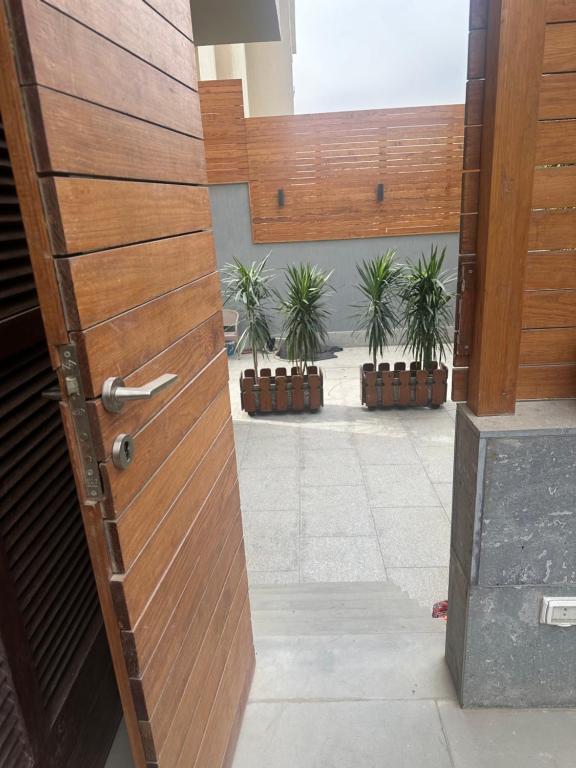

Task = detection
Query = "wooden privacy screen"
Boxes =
[199,80,464,242]
[1,1,254,767]
[453,0,576,407]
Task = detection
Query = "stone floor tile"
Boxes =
[437,699,576,768]
[248,570,300,586]
[239,467,299,511]
[242,509,299,572]
[300,427,354,451]
[374,507,450,567]
[250,632,453,701]
[354,433,421,464]
[241,438,299,468]
[386,566,450,608]
[416,444,455,483]
[300,537,385,581]
[433,482,453,518]
[364,464,439,507]
[301,449,364,486]
[301,485,374,536]
[233,701,453,768]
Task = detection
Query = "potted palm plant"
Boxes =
[360,245,454,408]
[243,262,332,414]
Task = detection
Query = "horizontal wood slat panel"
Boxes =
[143,0,193,38]
[522,289,576,328]
[526,250,576,289]
[123,460,240,679]
[45,0,197,88]
[88,317,225,458]
[111,423,235,629]
[26,87,205,183]
[11,0,202,137]
[73,272,221,398]
[543,21,576,72]
[539,73,576,118]
[106,382,230,569]
[451,368,469,401]
[529,208,576,250]
[532,166,576,208]
[101,360,229,517]
[57,231,216,329]
[546,0,576,21]
[199,80,248,184]
[517,364,576,398]
[42,178,211,255]
[520,327,576,364]
[536,119,576,164]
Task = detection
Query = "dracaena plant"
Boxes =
[400,245,455,370]
[352,249,403,369]
[276,263,333,373]
[221,254,274,373]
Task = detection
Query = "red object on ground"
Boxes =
[432,600,448,621]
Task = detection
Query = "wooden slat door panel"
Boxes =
[1,2,254,768]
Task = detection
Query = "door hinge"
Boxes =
[58,343,105,504]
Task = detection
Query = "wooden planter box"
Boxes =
[240,366,323,415]
[361,362,448,408]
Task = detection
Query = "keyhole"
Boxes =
[112,433,135,469]
[123,439,131,461]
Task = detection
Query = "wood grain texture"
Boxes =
[522,290,576,328]
[461,171,480,214]
[10,0,202,136]
[467,0,547,415]
[546,0,576,21]
[517,364,576,398]
[73,272,221,398]
[42,177,211,255]
[532,166,576,209]
[57,231,216,329]
[199,80,249,184]
[536,118,576,164]
[143,0,193,38]
[468,28,487,79]
[526,250,576,289]
[543,21,576,73]
[46,0,197,88]
[539,73,576,119]
[26,86,206,183]
[529,208,576,250]
[469,0,488,29]
[520,327,576,364]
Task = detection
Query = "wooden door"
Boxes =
[0,2,255,767]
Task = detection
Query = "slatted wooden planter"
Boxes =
[240,366,323,415]
[361,362,448,408]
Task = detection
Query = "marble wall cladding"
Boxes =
[479,436,576,587]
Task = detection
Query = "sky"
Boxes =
[292,0,469,114]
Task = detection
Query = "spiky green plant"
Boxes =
[400,245,455,369]
[353,249,403,369]
[276,263,333,373]
[221,254,274,372]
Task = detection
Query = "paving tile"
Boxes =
[300,427,354,451]
[364,464,439,507]
[416,445,455,483]
[300,537,385,582]
[300,449,364,486]
[437,699,576,768]
[233,701,453,768]
[250,632,453,700]
[242,509,299,572]
[241,438,299,468]
[386,566,450,609]
[248,570,300,586]
[354,433,421,464]
[403,414,456,446]
[433,482,453,518]
[374,507,450,567]
[248,421,300,446]
[300,485,374,536]
[239,467,299,511]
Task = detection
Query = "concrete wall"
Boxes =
[209,183,460,345]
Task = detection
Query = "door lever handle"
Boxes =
[102,374,178,413]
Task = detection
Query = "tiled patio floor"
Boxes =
[228,345,456,607]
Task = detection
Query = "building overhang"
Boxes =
[191,0,281,45]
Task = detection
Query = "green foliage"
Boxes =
[352,249,402,368]
[221,254,274,372]
[276,263,333,372]
[400,245,455,369]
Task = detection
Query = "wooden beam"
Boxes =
[467,0,547,415]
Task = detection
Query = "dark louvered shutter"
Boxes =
[0,115,121,767]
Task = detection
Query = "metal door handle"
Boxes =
[102,374,178,413]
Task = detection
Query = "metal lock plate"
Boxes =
[112,433,135,469]
[540,597,576,627]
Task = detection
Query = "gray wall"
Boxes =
[210,183,459,345]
